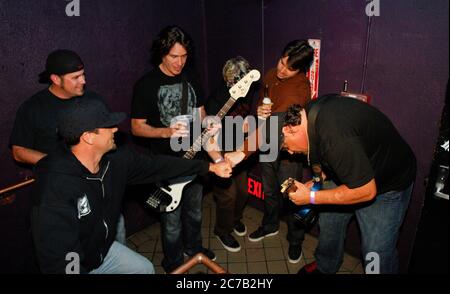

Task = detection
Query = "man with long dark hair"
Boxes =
[131,26,221,272]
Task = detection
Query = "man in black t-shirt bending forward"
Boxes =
[281,95,416,274]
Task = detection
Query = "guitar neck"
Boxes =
[183,96,237,160]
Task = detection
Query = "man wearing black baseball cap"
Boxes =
[38,49,85,85]
[10,49,90,165]
[31,96,232,274]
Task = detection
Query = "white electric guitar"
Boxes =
[146,69,261,212]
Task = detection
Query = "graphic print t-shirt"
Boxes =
[131,67,204,155]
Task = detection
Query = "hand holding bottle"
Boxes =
[257,97,272,120]
[258,85,272,120]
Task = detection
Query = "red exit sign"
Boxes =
[247,177,265,200]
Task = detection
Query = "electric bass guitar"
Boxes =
[146,69,261,212]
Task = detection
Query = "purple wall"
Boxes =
[203,0,263,92]
[0,0,205,186]
[263,0,369,94]
[365,0,449,272]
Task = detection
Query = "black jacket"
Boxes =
[32,145,209,273]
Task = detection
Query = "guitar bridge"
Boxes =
[146,188,172,212]
[146,196,161,209]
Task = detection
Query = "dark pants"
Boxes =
[213,165,249,236]
[160,181,203,272]
[260,153,305,246]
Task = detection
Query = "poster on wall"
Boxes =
[307,39,321,99]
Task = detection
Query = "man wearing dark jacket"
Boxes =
[31,95,232,274]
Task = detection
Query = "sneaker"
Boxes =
[184,247,216,261]
[297,261,323,274]
[233,221,247,236]
[248,227,279,242]
[216,234,241,252]
[288,245,303,264]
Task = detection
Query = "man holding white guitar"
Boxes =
[131,26,232,273]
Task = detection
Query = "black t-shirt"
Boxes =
[308,95,416,194]
[9,89,104,154]
[131,67,204,156]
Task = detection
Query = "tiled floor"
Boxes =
[126,193,364,274]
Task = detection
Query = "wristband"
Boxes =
[309,191,316,204]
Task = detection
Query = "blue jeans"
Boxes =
[315,182,413,274]
[160,182,203,272]
[89,241,154,274]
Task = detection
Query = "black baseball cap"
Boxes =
[58,94,126,139]
[38,49,84,84]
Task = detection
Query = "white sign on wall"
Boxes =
[307,39,321,99]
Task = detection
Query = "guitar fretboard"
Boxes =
[183,97,237,160]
